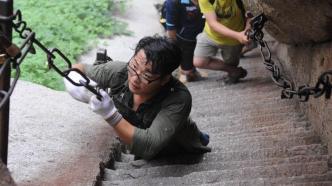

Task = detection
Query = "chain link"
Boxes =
[249,13,332,102]
[0,10,102,109]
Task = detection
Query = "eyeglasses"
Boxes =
[127,58,161,85]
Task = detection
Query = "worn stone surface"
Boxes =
[242,0,332,160]
[245,0,332,44]
[274,41,332,157]
[0,161,16,186]
[7,80,117,186]
[4,0,163,185]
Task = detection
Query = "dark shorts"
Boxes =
[176,37,196,71]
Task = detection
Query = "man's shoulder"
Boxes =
[164,78,192,104]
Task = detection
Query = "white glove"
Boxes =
[64,71,97,103]
[89,90,122,127]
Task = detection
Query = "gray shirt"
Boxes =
[84,61,211,159]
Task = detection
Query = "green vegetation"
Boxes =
[13,0,129,90]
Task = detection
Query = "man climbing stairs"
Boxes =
[95,46,332,186]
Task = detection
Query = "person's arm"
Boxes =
[199,0,249,44]
[72,63,85,73]
[244,11,253,31]
[165,0,179,41]
[90,90,192,159]
[204,12,248,44]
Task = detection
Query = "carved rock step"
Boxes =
[210,136,322,152]
[200,120,309,136]
[194,93,294,110]
[204,144,327,163]
[194,104,295,118]
[196,106,296,121]
[101,180,332,186]
[190,82,280,97]
[113,143,326,171]
[208,126,311,139]
[211,130,316,143]
[199,173,332,186]
[192,91,291,107]
[203,120,309,135]
[190,89,281,104]
[199,179,332,186]
[187,77,274,94]
[114,154,328,170]
[206,123,309,138]
[101,162,330,185]
[110,156,329,179]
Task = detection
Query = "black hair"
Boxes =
[134,35,182,77]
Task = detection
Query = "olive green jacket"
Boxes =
[84,61,211,159]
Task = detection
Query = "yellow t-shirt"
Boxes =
[199,0,245,45]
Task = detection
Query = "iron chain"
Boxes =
[249,14,332,102]
[0,10,102,109]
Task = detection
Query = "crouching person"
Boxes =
[64,36,211,160]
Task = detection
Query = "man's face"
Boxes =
[127,49,164,96]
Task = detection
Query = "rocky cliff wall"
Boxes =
[245,0,332,155]
[245,0,332,44]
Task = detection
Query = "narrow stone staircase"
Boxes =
[95,50,332,186]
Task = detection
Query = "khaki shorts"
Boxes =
[194,32,243,67]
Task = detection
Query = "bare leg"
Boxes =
[193,56,238,74]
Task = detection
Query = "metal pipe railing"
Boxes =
[0,0,13,165]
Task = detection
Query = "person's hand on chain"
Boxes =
[64,71,97,103]
[237,30,250,45]
[89,89,123,127]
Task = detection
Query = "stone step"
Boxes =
[114,154,328,170]
[194,112,302,129]
[101,162,330,185]
[187,78,276,95]
[198,119,301,135]
[118,153,135,163]
[193,91,293,107]
[192,92,292,109]
[110,155,328,178]
[201,178,332,186]
[211,130,317,143]
[210,136,322,153]
[113,142,325,171]
[193,104,296,119]
[190,82,280,98]
[202,120,310,135]
[199,173,332,186]
[200,121,310,137]
[206,123,310,138]
[101,178,332,186]
[205,144,327,163]
[209,126,312,140]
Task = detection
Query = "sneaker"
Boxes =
[179,69,205,83]
[186,69,204,82]
[225,67,247,84]
[178,73,188,83]
[200,132,210,146]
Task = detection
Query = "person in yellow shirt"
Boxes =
[193,0,251,84]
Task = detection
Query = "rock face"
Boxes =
[243,1,332,156]
[275,42,332,156]
[245,0,332,44]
